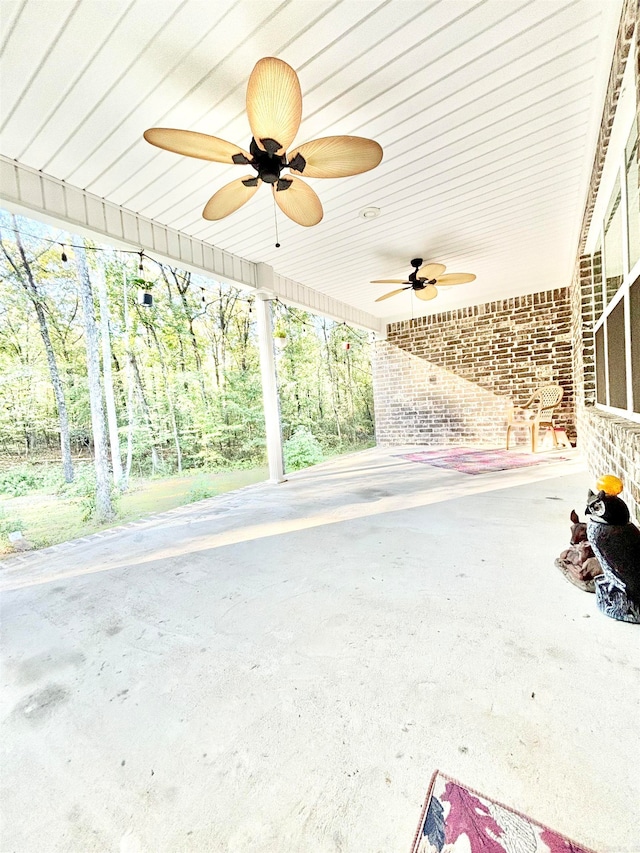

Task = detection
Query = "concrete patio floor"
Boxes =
[1,447,638,853]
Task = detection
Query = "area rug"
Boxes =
[398,447,567,475]
[411,771,597,853]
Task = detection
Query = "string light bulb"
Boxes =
[60,244,68,263]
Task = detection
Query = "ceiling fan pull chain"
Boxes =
[273,196,280,248]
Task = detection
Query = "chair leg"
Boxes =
[551,426,558,449]
[506,426,511,450]
[530,425,536,453]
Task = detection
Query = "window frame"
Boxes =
[592,118,640,425]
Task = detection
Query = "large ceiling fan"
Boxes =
[372,258,476,302]
[143,57,383,227]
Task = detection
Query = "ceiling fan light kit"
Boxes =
[372,258,476,303]
[144,57,383,228]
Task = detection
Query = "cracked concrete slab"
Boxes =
[1,448,638,852]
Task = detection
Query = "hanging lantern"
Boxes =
[133,277,154,307]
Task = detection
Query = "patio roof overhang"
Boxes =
[0,0,625,325]
[0,156,383,333]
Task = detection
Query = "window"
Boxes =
[592,123,640,423]
[595,324,606,405]
[604,177,623,304]
[626,124,639,270]
[632,278,640,414]
[606,298,627,409]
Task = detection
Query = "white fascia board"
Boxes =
[0,156,383,333]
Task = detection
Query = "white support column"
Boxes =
[255,264,285,483]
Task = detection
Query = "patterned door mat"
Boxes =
[398,447,567,475]
[412,771,597,853]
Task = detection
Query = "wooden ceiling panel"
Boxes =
[15,3,182,170]
[0,0,624,320]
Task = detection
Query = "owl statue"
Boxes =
[585,489,640,623]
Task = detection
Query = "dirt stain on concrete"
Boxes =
[15,651,85,685]
[12,683,69,723]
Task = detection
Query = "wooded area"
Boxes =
[0,211,375,525]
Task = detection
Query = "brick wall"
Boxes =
[373,288,575,448]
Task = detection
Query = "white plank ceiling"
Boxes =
[0,0,624,321]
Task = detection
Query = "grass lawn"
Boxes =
[0,467,268,555]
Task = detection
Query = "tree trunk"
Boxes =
[145,318,182,473]
[96,259,123,486]
[130,351,161,474]
[6,222,74,482]
[74,244,114,521]
[322,321,342,441]
[125,353,135,486]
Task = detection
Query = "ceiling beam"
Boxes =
[0,156,383,333]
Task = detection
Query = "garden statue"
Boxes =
[555,510,602,592]
[585,475,640,623]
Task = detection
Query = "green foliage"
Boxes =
[0,506,24,544]
[0,463,67,496]
[187,477,217,503]
[0,209,374,495]
[0,466,42,496]
[283,426,324,471]
[61,463,120,521]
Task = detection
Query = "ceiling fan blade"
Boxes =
[418,263,446,279]
[415,284,438,301]
[288,136,383,178]
[246,57,302,155]
[272,176,323,226]
[434,273,476,286]
[202,176,261,220]
[143,128,251,164]
[375,287,410,302]
[370,279,408,284]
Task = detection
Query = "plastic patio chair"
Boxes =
[505,384,564,453]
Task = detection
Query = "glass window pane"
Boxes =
[604,176,624,303]
[631,277,640,414]
[593,239,603,320]
[595,324,606,405]
[606,297,627,409]
[626,124,640,271]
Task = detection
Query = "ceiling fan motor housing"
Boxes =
[247,137,289,185]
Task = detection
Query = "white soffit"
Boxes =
[584,44,637,256]
[0,0,625,321]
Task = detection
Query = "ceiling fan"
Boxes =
[143,57,383,227]
[372,258,476,302]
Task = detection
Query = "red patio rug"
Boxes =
[398,447,567,475]
[412,771,597,853]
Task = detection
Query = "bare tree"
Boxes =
[74,244,114,521]
[0,219,74,482]
[96,258,123,486]
[321,319,342,441]
[138,306,182,473]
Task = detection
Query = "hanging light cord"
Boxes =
[272,197,280,248]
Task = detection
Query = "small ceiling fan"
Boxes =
[143,57,383,227]
[372,258,476,302]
